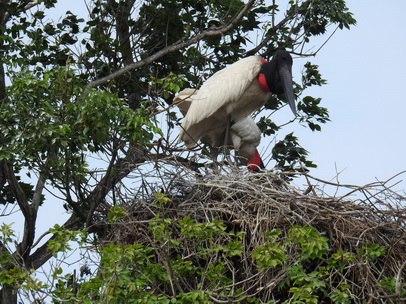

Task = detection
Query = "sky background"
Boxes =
[282,0,406,194]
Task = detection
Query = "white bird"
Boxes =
[175,50,296,170]
[175,89,262,167]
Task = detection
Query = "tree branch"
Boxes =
[84,0,256,92]
[3,161,48,259]
[28,213,82,269]
[23,0,44,11]
[3,162,35,258]
[85,144,146,226]
[2,1,44,25]
[245,13,296,56]
[3,162,29,218]
[32,171,45,210]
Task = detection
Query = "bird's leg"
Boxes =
[234,150,241,166]
[208,146,221,172]
[223,114,233,166]
[210,146,219,161]
[210,146,221,168]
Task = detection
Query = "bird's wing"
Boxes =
[180,56,263,145]
[175,88,224,148]
[173,88,197,116]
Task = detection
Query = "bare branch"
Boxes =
[23,0,44,11]
[245,13,296,56]
[3,162,29,218]
[28,213,82,269]
[84,0,256,92]
[85,143,146,226]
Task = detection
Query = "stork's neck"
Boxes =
[258,58,271,93]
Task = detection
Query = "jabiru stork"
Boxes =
[175,88,263,169]
[176,49,296,169]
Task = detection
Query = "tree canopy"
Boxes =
[7,0,405,303]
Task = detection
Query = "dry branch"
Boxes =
[98,160,406,303]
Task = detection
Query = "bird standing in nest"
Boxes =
[175,49,296,170]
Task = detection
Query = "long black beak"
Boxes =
[279,65,297,116]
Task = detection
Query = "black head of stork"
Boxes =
[260,49,296,116]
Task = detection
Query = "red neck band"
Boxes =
[258,57,271,92]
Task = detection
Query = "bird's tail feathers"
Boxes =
[173,88,198,115]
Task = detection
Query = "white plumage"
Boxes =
[230,117,261,162]
[178,56,270,148]
[174,88,262,163]
[174,50,296,171]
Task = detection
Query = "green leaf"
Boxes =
[107,205,128,222]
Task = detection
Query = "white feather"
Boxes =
[173,88,196,116]
[178,56,270,148]
[230,117,261,162]
[174,88,225,147]
[174,89,262,162]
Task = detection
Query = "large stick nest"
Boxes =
[101,164,406,303]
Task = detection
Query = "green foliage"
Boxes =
[178,216,226,240]
[0,176,44,206]
[47,224,88,257]
[0,265,43,290]
[4,6,82,68]
[272,133,317,173]
[1,67,157,161]
[252,229,287,270]
[329,248,356,271]
[107,205,129,222]
[359,242,385,261]
[147,215,174,243]
[0,223,15,248]
[32,216,399,303]
[288,225,329,260]
[0,224,46,291]
[302,62,327,87]
[0,66,161,203]
[257,116,281,136]
[152,72,187,100]
[51,215,239,303]
[79,242,158,302]
[329,283,353,304]
[288,0,356,37]
[379,277,406,298]
[299,96,330,131]
[153,192,173,207]
[286,264,326,304]
[295,62,330,133]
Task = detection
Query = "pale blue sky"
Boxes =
[285,1,406,192]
